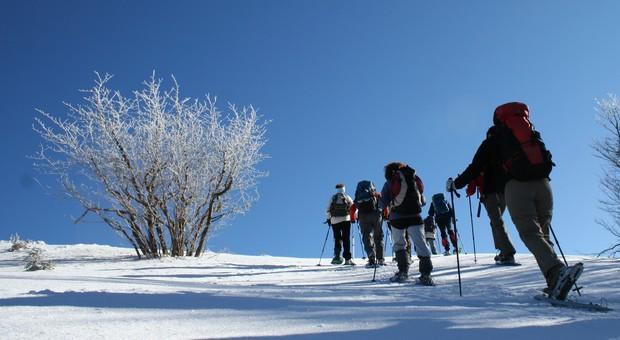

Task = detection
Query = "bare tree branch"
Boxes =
[593,94,620,257]
[33,72,268,258]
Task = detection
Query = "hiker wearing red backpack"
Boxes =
[446,102,583,301]
[380,162,434,285]
[325,183,355,265]
[454,127,518,265]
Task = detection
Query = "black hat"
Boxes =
[335,183,345,189]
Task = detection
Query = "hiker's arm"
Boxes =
[454,140,490,189]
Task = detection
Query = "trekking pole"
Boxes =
[456,230,467,254]
[476,192,482,218]
[448,179,463,297]
[351,221,356,260]
[317,222,331,266]
[468,196,477,263]
[549,223,582,296]
[357,221,367,259]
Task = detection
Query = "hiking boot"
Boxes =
[418,274,435,286]
[550,263,584,301]
[377,258,386,266]
[365,259,377,268]
[389,271,408,283]
[344,259,356,266]
[331,256,344,265]
[443,250,451,256]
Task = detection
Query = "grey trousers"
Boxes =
[391,224,431,257]
[504,179,563,286]
[483,192,516,256]
[358,211,384,261]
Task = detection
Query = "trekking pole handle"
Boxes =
[447,177,461,198]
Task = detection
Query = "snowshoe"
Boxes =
[344,259,356,266]
[389,271,408,283]
[443,250,451,256]
[377,258,386,266]
[331,257,344,265]
[534,294,613,313]
[550,262,584,301]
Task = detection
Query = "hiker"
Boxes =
[350,180,385,267]
[325,183,355,265]
[380,162,434,285]
[427,193,458,255]
[457,127,518,265]
[446,102,583,301]
[423,215,438,255]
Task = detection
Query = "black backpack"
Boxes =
[330,193,350,217]
[354,180,378,213]
[389,166,425,215]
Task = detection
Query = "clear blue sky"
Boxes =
[1,0,619,257]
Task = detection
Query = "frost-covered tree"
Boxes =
[33,73,268,258]
[594,94,620,257]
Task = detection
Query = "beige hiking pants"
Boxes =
[504,178,562,287]
[483,192,516,256]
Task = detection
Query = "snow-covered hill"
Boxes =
[0,241,618,339]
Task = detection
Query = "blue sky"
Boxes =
[1,0,619,257]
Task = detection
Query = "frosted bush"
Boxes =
[24,247,54,271]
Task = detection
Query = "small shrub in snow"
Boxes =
[8,233,30,252]
[24,247,54,271]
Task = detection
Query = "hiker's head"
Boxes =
[384,162,406,180]
[335,183,345,193]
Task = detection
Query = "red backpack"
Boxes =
[493,102,554,180]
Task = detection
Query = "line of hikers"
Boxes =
[324,102,584,300]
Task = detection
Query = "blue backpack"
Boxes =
[431,193,450,216]
[354,180,378,213]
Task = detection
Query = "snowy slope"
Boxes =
[0,241,618,339]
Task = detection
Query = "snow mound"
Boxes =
[0,243,618,339]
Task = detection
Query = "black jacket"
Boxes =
[453,135,508,195]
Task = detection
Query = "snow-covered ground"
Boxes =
[0,241,618,339]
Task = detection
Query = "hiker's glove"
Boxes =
[382,207,389,220]
[325,219,331,226]
[446,178,456,193]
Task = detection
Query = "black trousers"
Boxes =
[332,221,352,260]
